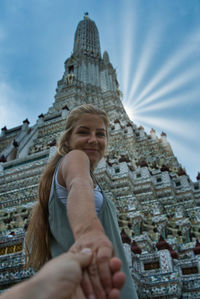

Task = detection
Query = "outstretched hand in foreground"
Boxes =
[1,249,125,299]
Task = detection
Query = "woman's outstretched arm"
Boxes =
[59,150,118,299]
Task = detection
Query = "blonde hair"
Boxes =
[25,104,109,270]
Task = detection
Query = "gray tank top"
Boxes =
[49,160,103,214]
[48,161,138,299]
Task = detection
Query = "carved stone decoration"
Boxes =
[65,73,75,84]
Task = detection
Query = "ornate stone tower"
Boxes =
[1,14,200,298]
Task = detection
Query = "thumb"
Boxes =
[72,248,93,268]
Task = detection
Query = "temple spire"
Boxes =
[73,14,101,57]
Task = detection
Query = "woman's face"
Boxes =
[68,113,107,169]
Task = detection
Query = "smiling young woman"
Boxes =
[25,104,138,299]
[67,113,107,170]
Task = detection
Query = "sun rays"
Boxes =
[130,29,200,107]
[132,114,198,141]
[132,87,199,114]
[120,3,200,180]
[120,7,136,99]
[126,18,165,106]
[134,62,200,111]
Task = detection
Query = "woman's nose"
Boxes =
[88,133,97,143]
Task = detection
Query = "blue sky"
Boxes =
[0,0,200,181]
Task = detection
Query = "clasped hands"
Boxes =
[0,246,125,299]
[70,230,126,299]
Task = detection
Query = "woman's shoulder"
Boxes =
[57,149,90,187]
[59,150,91,182]
[62,150,89,162]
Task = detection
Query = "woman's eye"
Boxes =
[97,132,106,137]
[78,131,88,135]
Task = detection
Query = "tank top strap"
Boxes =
[53,158,64,185]
[49,157,64,201]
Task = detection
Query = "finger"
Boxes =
[96,247,113,295]
[98,261,112,296]
[112,271,126,290]
[69,244,79,254]
[72,248,93,268]
[108,288,121,299]
[81,270,95,299]
[88,256,106,299]
[109,257,122,273]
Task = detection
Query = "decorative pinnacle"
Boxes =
[84,12,89,19]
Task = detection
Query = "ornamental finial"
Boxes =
[84,12,89,19]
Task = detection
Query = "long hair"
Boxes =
[25,104,109,270]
